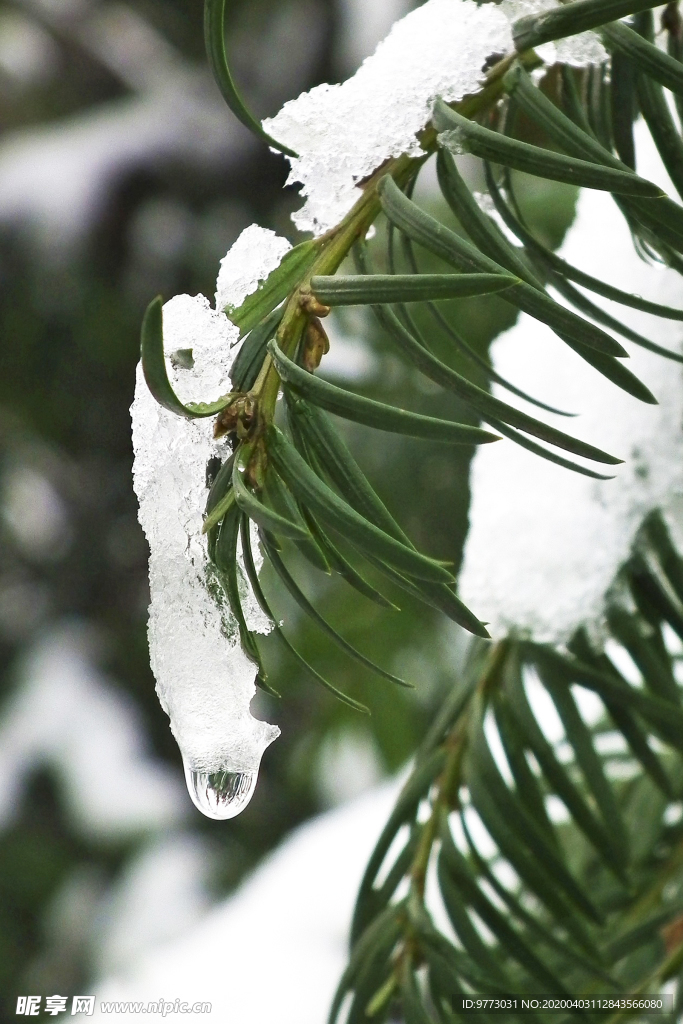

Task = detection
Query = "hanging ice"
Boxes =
[131,226,292,819]
[459,122,683,645]
[264,0,606,235]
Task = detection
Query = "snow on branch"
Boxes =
[459,122,683,645]
[265,0,606,235]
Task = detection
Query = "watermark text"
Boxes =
[16,996,211,1016]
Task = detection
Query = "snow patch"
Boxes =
[459,121,683,644]
[82,781,403,1022]
[215,224,292,313]
[0,626,185,837]
[265,0,606,235]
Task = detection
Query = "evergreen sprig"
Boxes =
[141,0,683,1012]
[330,511,683,1024]
[140,0,683,713]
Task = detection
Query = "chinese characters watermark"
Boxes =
[16,996,94,1016]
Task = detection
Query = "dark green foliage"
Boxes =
[269,339,500,446]
[331,517,683,1024]
[603,20,683,97]
[150,0,683,714]
[268,424,457,585]
[230,307,285,391]
[434,101,663,197]
[259,532,410,688]
[310,272,518,305]
[225,240,318,333]
[512,0,659,51]
[232,444,312,541]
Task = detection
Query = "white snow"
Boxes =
[81,780,402,1023]
[215,224,291,314]
[93,834,213,976]
[0,625,186,837]
[131,228,293,777]
[265,0,606,235]
[459,121,683,644]
[77,763,494,1022]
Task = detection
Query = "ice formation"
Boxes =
[459,121,683,644]
[264,0,606,235]
[131,226,292,797]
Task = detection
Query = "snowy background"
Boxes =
[0,0,654,1020]
[0,0,449,1017]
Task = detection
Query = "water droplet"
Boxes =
[183,761,258,819]
[438,127,469,156]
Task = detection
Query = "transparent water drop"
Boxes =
[437,128,469,156]
[183,760,258,820]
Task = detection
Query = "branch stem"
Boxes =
[408,641,508,912]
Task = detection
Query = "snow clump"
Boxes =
[264,0,606,235]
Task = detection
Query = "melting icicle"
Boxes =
[131,228,293,821]
[183,759,258,820]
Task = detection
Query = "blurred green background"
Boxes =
[0,0,577,1018]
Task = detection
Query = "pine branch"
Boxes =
[332,514,683,1023]
[137,0,683,868]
